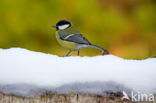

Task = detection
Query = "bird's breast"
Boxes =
[56,33,78,50]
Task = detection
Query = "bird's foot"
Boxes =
[59,55,71,57]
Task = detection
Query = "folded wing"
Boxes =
[60,34,91,45]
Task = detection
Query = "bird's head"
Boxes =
[52,20,71,30]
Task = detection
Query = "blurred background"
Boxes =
[0,0,156,59]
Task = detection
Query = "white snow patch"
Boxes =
[0,48,156,96]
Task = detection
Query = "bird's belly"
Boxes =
[56,35,78,50]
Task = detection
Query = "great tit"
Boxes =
[53,20,109,56]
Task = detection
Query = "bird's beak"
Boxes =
[52,25,57,28]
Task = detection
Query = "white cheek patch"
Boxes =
[58,24,70,30]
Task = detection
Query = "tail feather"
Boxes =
[88,44,109,55]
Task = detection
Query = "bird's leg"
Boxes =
[77,50,80,56]
[65,50,72,56]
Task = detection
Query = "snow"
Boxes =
[0,48,156,97]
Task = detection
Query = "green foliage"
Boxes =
[0,0,156,59]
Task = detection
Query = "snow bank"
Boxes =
[0,48,156,96]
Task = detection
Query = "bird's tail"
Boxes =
[88,44,109,55]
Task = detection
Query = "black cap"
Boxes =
[56,20,71,26]
[52,20,71,30]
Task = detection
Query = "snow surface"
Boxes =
[0,48,156,97]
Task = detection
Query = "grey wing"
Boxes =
[60,34,91,45]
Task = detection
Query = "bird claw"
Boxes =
[59,55,71,57]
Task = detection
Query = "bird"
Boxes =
[52,20,109,56]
